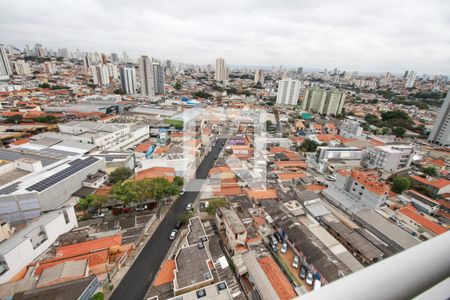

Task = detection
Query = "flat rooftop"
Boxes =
[187,217,208,246]
[353,209,420,250]
[175,244,212,290]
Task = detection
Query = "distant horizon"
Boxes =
[1,0,449,75]
[4,41,450,78]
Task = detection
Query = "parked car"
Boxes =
[326,175,336,181]
[299,266,307,279]
[292,256,299,269]
[175,220,182,230]
[274,232,283,243]
[186,203,193,211]
[313,273,322,290]
[92,213,105,219]
[281,243,288,254]
[199,202,205,210]
[169,229,178,240]
[306,271,314,286]
[180,189,185,195]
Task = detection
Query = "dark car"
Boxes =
[300,265,307,279]
[175,220,182,230]
[274,232,283,243]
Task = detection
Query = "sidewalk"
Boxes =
[104,203,173,299]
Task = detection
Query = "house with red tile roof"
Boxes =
[410,175,450,196]
[135,166,176,182]
[397,206,448,236]
[246,189,278,201]
[273,160,307,171]
[324,123,338,134]
[258,256,297,300]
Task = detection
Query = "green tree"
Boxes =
[422,165,439,177]
[39,83,50,89]
[174,81,182,90]
[204,198,229,215]
[392,176,411,193]
[109,167,133,184]
[91,292,105,300]
[4,115,23,124]
[77,194,108,214]
[111,181,139,208]
[392,127,406,137]
[174,176,184,187]
[178,211,194,225]
[299,139,319,152]
[113,89,124,95]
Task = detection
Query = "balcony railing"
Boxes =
[299,231,450,300]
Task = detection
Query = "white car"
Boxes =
[281,242,288,254]
[292,256,299,269]
[180,189,185,195]
[306,271,314,286]
[186,203,193,211]
[326,175,336,181]
[169,229,178,240]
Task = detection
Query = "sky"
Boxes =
[1,0,450,74]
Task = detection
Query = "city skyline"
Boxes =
[1,0,450,74]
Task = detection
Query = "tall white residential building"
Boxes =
[254,69,265,84]
[0,46,12,76]
[428,92,450,146]
[275,78,301,106]
[138,55,155,97]
[12,60,31,75]
[120,65,137,94]
[82,55,91,69]
[301,87,346,115]
[215,57,226,82]
[152,61,165,94]
[363,145,414,172]
[107,63,119,80]
[405,71,417,88]
[90,64,110,86]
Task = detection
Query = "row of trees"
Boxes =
[78,167,183,216]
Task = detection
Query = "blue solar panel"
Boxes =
[26,157,99,192]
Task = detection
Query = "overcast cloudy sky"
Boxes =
[1,0,449,74]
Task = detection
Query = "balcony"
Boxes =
[300,232,450,300]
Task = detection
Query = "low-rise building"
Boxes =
[0,207,77,284]
[216,207,247,254]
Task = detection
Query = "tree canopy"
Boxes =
[422,165,439,177]
[392,176,411,193]
[109,167,133,184]
[299,139,319,152]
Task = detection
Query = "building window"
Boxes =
[63,209,70,224]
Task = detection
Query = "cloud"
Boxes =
[1,0,449,74]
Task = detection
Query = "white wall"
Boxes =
[0,207,77,284]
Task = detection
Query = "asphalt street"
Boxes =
[110,137,227,300]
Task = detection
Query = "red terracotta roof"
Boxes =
[10,139,30,146]
[399,206,448,235]
[410,176,450,189]
[246,189,278,200]
[258,256,297,300]
[57,234,122,258]
[277,172,307,180]
[153,260,176,286]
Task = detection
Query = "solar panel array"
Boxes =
[26,157,99,192]
[0,182,21,195]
